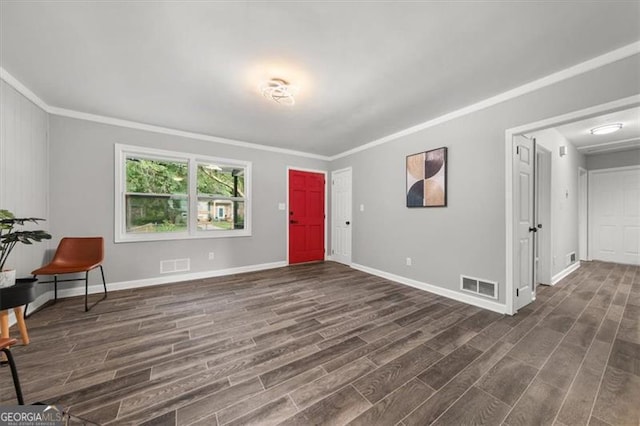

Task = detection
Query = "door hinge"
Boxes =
[516,146,520,155]
[516,288,519,297]
[331,249,335,254]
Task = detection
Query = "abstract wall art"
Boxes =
[406,147,447,207]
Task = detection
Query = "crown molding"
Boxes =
[579,137,640,154]
[0,68,330,161]
[46,105,331,160]
[329,40,640,160]
[3,39,639,162]
[0,67,50,112]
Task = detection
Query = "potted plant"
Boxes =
[0,209,51,288]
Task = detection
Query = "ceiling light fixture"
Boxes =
[590,123,623,135]
[261,78,297,106]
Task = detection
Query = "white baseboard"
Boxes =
[56,260,288,299]
[551,261,581,285]
[351,263,507,314]
[7,261,287,326]
[7,290,53,328]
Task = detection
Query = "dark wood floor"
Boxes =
[0,261,638,425]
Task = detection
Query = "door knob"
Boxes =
[346,221,350,225]
[528,227,538,233]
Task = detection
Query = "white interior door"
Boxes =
[513,135,536,310]
[590,167,640,265]
[331,168,352,265]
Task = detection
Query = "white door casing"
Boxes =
[589,166,640,265]
[513,135,536,310]
[331,168,352,265]
[578,167,588,261]
[536,146,552,285]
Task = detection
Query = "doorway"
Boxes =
[288,168,326,264]
[511,137,551,311]
[505,95,640,315]
[331,167,352,265]
[589,166,640,265]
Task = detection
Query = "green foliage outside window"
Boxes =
[126,158,187,233]
[124,158,246,233]
[197,165,245,197]
[126,158,187,194]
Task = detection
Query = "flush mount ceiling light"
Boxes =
[260,78,297,106]
[590,123,623,135]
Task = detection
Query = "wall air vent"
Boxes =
[160,258,191,274]
[566,252,576,266]
[460,275,498,300]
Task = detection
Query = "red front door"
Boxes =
[289,170,325,264]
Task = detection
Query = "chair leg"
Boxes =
[85,271,89,312]
[1,347,24,404]
[54,275,58,304]
[100,265,107,298]
[84,268,107,313]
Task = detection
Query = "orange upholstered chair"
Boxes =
[32,237,107,312]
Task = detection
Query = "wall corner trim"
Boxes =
[0,68,49,112]
[351,263,508,314]
[550,261,581,286]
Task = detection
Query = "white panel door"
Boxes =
[590,167,640,265]
[513,135,536,310]
[331,168,352,265]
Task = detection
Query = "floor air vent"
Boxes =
[460,275,498,300]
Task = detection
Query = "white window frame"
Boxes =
[115,143,252,243]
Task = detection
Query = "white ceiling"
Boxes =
[555,106,640,154]
[1,2,639,156]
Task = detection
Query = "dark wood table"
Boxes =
[0,278,37,345]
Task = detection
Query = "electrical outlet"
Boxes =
[360,204,365,212]
[278,203,286,210]
[208,252,215,260]
[406,257,412,266]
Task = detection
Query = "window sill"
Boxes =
[115,229,252,243]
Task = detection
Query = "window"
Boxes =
[115,144,251,242]
[196,163,246,231]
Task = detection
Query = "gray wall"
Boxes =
[331,54,640,305]
[7,53,640,308]
[0,80,50,299]
[534,128,585,278]
[586,148,640,170]
[48,116,328,287]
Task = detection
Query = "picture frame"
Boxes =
[406,147,447,207]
